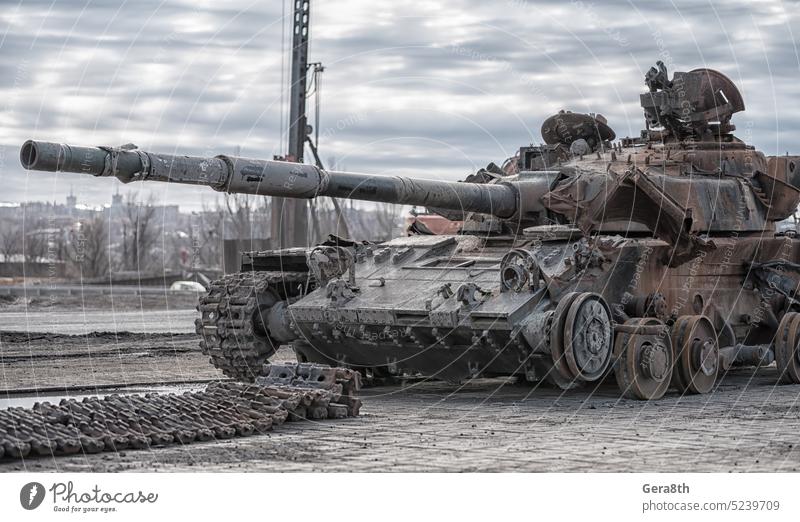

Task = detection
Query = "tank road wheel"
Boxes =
[671,315,719,395]
[549,292,581,383]
[614,318,673,400]
[775,312,800,384]
[561,292,614,382]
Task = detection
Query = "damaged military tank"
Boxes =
[20,62,800,399]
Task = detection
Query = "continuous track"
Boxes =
[196,271,307,381]
[0,363,361,461]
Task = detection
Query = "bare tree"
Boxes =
[224,193,253,240]
[23,229,48,264]
[374,203,400,241]
[122,193,159,271]
[223,193,273,243]
[0,221,22,262]
[68,216,109,278]
[197,201,225,267]
[309,197,351,242]
[340,203,401,241]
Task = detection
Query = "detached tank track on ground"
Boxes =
[196,271,308,382]
[0,364,361,461]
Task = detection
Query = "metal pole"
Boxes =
[271,0,311,248]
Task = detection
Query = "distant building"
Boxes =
[66,187,77,209]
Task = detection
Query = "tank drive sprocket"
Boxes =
[195,271,307,382]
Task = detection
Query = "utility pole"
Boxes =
[271,0,311,248]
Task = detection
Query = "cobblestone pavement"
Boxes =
[4,366,800,472]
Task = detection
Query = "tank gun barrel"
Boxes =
[20,140,519,218]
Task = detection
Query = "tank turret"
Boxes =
[20,62,800,260]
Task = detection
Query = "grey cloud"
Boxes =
[1,0,799,210]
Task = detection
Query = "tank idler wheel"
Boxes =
[671,315,718,395]
[552,292,614,384]
[613,318,673,400]
[775,312,800,384]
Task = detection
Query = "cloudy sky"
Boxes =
[1,0,799,211]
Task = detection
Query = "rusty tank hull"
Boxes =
[20,61,800,399]
[265,231,800,399]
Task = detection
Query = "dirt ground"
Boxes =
[2,299,800,472]
[0,292,200,312]
[0,331,218,392]
[0,294,198,335]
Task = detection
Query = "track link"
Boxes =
[195,271,307,382]
[0,366,361,461]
